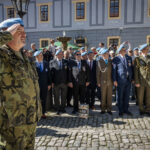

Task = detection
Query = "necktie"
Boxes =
[104,59,108,64]
[78,62,80,69]
[59,61,62,69]
[39,62,43,72]
[90,61,92,69]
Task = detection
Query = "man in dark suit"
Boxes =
[68,50,90,114]
[86,51,97,110]
[34,50,51,119]
[50,49,69,114]
[64,50,74,107]
[112,42,134,116]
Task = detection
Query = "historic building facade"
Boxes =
[0,0,150,50]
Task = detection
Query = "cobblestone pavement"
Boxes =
[35,101,150,150]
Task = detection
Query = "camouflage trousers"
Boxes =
[0,123,36,150]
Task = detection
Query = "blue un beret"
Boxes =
[139,44,149,51]
[33,50,42,57]
[100,48,109,55]
[96,47,101,52]
[0,18,24,29]
[116,43,125,54]
[55,49,62,56]
[74,50,80,55]
[80,47,85,51]
[87,50,93,55]
[133,47,139,51]
[81,51,87,56]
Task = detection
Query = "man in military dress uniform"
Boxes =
[0,18,42,150]
[134,44,150,115]
[97,48,113,114]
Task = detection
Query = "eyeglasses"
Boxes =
[76,54,81,56]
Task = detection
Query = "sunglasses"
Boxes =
[76,54,81,56]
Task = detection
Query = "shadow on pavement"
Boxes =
[36,128,68,137]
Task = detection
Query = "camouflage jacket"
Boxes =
[0,45,42,129]
[134,55,150,87]
[0,31,12,46]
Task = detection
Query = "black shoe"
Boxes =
[140,111,145,115]
[57,111,60,115]
[72,110,77,114]
[107,111,112,115]
[146,112,150,116]
[124,111,132,116]
[101,111,105,114]
[119,112,123,117]
[61,110,66,113]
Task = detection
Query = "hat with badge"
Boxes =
[133,47,139,51]
[96,47,101,52]
[74,50,80,55]
[81,51,88,56]
[139,44,149,51]
[55,49,62,56]
[80,47,85,51]
[87,50,93,55]
[0,18,24,29]
[33,50,42,57]
[100,48,109,55]
[116,43,125,54]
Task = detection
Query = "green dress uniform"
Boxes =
[96,48,113,113]
[0,45,42,150]
[134,54,150,114]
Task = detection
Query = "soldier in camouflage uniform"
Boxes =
[134,44,150,116]
[0,18,42,150]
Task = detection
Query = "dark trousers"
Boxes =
[46,88,54,111]
[73,83,86,111]
[86,84,96,107]
[67,87,73,105]
[53,83,67,111]
[117,81,131,113]
[40,87,48,115]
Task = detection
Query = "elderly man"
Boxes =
[0,18,42,150]
[34,50,51,119]
[31,43,38,53]
[49,49,69,114]
[134,44,150,116]
[97,48,113,114]
[68,50,90,114]
[112,42,134,116]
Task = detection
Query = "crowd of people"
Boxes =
[0,18,150,150]
[27,40,150,118]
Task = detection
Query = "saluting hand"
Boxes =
[6,24,21,36]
